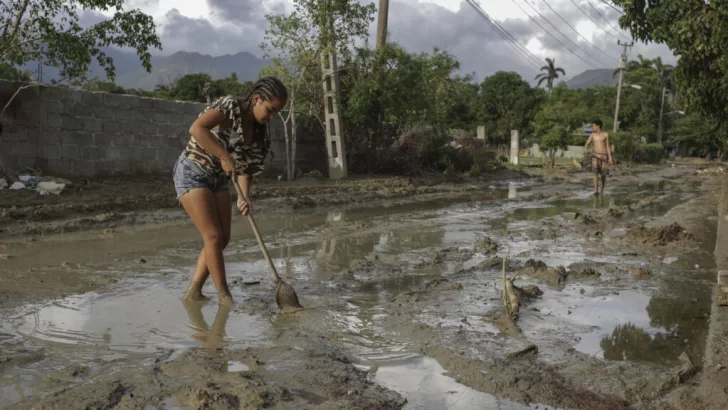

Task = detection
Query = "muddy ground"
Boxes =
[1,159,726,409]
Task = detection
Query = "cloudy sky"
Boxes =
[99,0,677,82]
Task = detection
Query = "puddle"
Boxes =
[12,278,274,354]
[571,288,711,366]
[371,354,550,410]
[225,360,250,372]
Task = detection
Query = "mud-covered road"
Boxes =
[1,160,726,409]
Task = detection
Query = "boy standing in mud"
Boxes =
[584,119,613,196]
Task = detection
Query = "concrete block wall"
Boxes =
[0,80,326,178]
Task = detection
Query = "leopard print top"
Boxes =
[184,95,269,177]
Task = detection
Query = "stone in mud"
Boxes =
[474,236,499,253]
[520,259,567,286]
[622,222,692,247]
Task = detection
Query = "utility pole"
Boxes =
[613,39,633,133]
[376,0,389,50]
[657,86,667,143]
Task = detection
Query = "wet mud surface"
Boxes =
[1,160,726,409]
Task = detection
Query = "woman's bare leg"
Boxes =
[184,191,232,301]
[180,188,233,305]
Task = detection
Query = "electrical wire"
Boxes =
[510,0,607,69]
[541,0,619,65]
[597,0,624,15]
[568,0,625,41]
[464,0,543,70]
[585,0,631,41]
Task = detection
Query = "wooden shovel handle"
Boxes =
[232,177,281,284]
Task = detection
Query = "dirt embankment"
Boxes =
[0,170,530,238]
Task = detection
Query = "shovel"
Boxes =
[232,178,303,309]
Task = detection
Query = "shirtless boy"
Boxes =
[583,119,614,196]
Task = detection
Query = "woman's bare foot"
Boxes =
[183,285,210,302]
[218,292,234,307]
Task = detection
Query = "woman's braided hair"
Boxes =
[242,76,288,159]
[244,76,288,106]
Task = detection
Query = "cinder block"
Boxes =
[81,146,105,161]
[43,144,59,159]
[59,145,80,160]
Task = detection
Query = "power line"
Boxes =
[585,0,631,41]
[464,0,543,70]
[597,0,624,15]
[568,0,624,41]
[510,0,606,69]
[541,0,619,65]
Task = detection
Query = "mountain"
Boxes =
[564,69,617,89]
[20,49,270,90]
[116,51,270,90]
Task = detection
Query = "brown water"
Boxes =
[0,177,717,408]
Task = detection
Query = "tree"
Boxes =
[667,113,725,159]
[480,71,545,143]
[612,54,654,78]
[611,1,728,128]
[532,94,583,167]
[261,0,376,180]
[535,57,565,92]
[0,0,161,116]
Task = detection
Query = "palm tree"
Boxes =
[535,57,565,92]
[613,54,654,78]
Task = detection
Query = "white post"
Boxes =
[510,130,520,165]
[321,51,347,179]
[477,126,486,140]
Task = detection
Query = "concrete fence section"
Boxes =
[0,80,326,178]
[525,144,585,159]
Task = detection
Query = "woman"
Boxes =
[172,76,288,306]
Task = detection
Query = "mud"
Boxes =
[0,171,528,238]
[1,159,726,410]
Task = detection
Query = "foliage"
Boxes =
[667,112,725,158]
[532,90,582,167]
[0,62,31,81]
[610,131,637,163]
[634,143,665,164]
[535,57,565,92]
[0,0,161,84]
[480,71,546,144]
[612,1,727,126]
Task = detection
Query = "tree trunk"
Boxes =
[279,112,291,181]
[290,96,297,180]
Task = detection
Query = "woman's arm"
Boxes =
[189,109,230,160]
[235,174,253,215]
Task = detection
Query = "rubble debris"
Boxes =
[474,236,499,253]
[520,259,567,286]
[622,223,692,246]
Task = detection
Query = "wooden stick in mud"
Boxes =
[232,178,302,310]
[501,250,520,321]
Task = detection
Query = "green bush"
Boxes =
[610,131,637,163]
[634,143,665,164]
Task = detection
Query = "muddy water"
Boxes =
[0,174,718,408]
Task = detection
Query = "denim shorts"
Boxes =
[172,152,229,199]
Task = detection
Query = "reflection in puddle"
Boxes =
[371,354,548,410]
[570,291,705,366]
[13,279,273,354]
